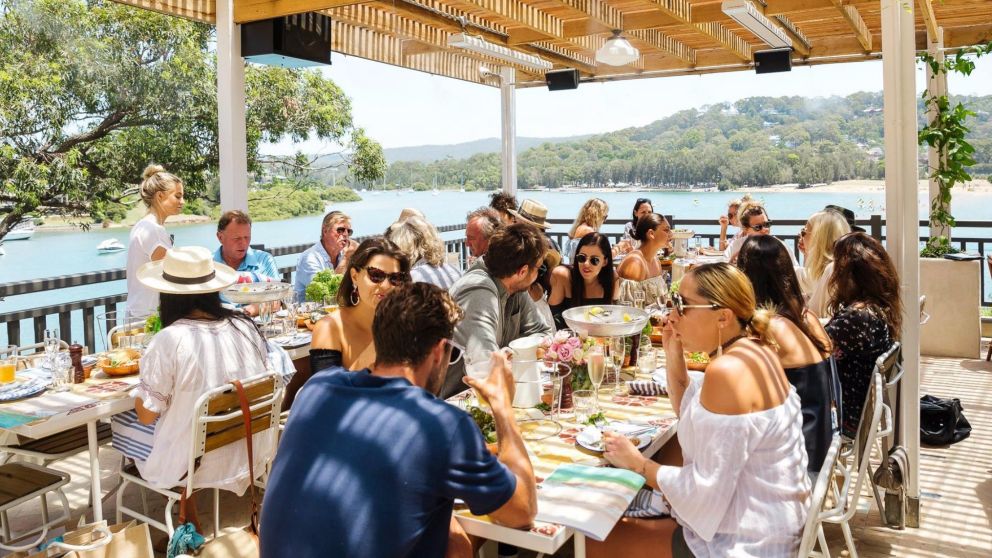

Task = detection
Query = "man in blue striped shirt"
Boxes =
[213,210,280,315]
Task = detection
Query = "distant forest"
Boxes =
[368,92,992,191]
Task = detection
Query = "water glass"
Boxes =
[638,347,657,374]
[633,291,645,310]
[573,390,596,424]
[50,352,71,393]
[465,353,492,407]
[540,361,571,422]
[1,346,17,384]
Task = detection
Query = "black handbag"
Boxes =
[920,395,972,446]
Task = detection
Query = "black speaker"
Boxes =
[754,48,792,74]
[545,69,580,91]
[242,13,331,68]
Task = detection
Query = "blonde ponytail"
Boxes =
[748,307,777,348]
[691,263,778,348]
[139,164,182,209]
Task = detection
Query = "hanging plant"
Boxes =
[917,41,992,258]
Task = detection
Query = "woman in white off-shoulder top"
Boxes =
[591,263,811,558]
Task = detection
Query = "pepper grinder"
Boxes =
[69,343,85,384]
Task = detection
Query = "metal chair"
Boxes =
[796,434,848,557]
[822,372,888,558]
[116,373,283,536]
[0,462,74,552]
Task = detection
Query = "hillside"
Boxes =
[382,135,590,163]
[380,92,992,191]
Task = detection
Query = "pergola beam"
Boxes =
[235,0,362,23]
[629,29,697,65]
[456,0,563,39]
[917,0,939,40]
[113,0,215,23]
[829,0,872,51]
[642,0,751,62]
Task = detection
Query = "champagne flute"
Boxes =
[587,345,606,411]
[44,329,60,362]
[609,337,626,394]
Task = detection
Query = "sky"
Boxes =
[262,55,992,155]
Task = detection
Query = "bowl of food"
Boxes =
[685,351,709,371]
[98,348,141,377]
[563,305,649,338]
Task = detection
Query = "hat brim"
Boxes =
[136,260,239,295]
[507,209,551,230]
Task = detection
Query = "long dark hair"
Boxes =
[569,233,615,303]
[828,232,903,338]
[736,236,829,354]
[629,198,652,228]
[633,213,666,242]
[338,237,411,307]
[158,292,266,356]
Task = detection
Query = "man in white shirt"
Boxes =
[293,211,358,302]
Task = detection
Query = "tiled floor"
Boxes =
[2,354,990,557]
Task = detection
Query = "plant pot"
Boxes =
[920,258,981,358]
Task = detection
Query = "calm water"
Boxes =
[1,189,989,346]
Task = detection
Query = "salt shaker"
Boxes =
[69,343,84,384]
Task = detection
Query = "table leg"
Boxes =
[87,421,103,522]
[574,532,586,558]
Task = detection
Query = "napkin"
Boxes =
[627,380,666,396]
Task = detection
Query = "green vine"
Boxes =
[917,41,992,257]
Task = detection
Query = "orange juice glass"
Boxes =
[0,346,17,384]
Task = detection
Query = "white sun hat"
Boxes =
[137,246,238,294]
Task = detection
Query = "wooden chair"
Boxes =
[116,373,284,537]
[797,434,847,557]
[823,373,888,558]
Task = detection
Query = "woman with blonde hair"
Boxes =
[385,216,462,290]
[802,210,851,316]
[590,262,810,557]
[126,164,184,318]
[564,198,609,264]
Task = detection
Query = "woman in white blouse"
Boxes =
[593,263,811,558]
[132,246,277,494]
[126,164,185,318]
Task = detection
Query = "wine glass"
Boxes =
[44,329,60,361]
[586,345,606,411]
[608,337,626,395]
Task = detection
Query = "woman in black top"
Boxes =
[824,232,902,437]
[548,233,617,330]
[737,235,834,471]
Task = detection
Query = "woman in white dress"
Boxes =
[591,263,811,558]
[132,246,279,494]
[126,164,184,318]
[616,213,672,305]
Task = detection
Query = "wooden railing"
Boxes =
[2,217,990,352]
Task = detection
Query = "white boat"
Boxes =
[6,218,35,241]
[97,238,126,253]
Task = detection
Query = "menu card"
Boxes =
[535,463,645,541]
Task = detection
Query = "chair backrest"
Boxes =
[873,341,902,389]
[841,372,886,523]
[918,295,929,325]
[797,434,844,557]
[186,372,284,489]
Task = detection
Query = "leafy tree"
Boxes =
[0,0,383,240]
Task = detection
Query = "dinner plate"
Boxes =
[575,433,650,454]
[271,332,312,348]
[0,368,51,402]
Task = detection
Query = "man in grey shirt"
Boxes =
[441,223,554,399]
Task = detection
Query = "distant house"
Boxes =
[867,147,884,160]
[862,107,883,115]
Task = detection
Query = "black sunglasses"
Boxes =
[670,292,721,316]
[749,222,773,232]
[365,266,410,286]
[335,226,354,236]
[574,254,603,266]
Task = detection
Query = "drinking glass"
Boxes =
[0,346,17,384]
[587,345,606,410]
[464,353,492,408]
[44,329,60,359]
[608,337,626,395]
[638,346,657,375]
[573,390,595,424]
[540,361,571,422]
[50,352,71,393]
[633,291,645,310]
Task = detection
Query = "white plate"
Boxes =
[575,424,652,453]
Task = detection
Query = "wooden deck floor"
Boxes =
[2,354,990,557]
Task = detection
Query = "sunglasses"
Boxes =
[365,266,410,286]
[799,227,808,237]
[670,292,722,316]
[574,254,603,266]
[748,222,773,232]
[728,211,737,219]
[444,339,464,365]
[335,226,354,236]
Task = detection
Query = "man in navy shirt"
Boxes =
[261,282,537,558]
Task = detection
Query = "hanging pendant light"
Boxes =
[596,30,639,66]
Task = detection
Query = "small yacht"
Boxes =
[97,238,126,253]
[6,218,35,241]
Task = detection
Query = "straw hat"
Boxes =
[508,199,551,230]
[137,246,238,295]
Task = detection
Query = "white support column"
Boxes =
[500,67,517,196]
[217,0,250,212]
[881,0,921,526]
[926,27,948,240]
